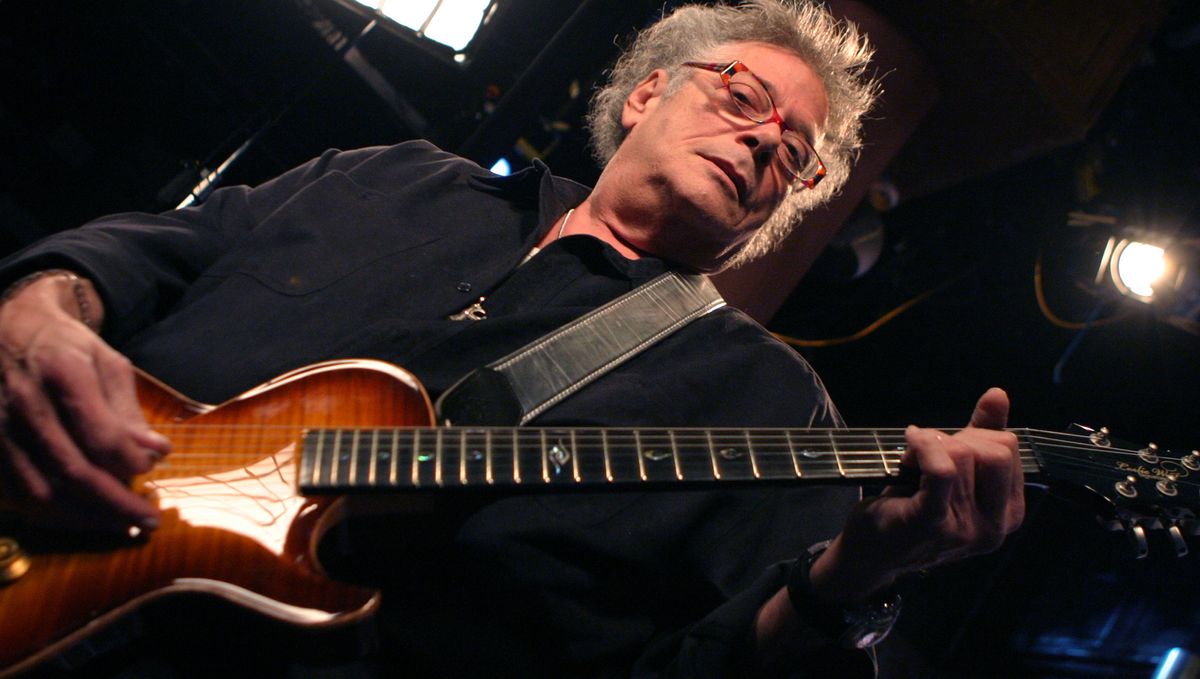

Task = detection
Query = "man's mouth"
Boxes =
[702,155,747,203]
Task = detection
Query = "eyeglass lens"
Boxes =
[726,70,818,182]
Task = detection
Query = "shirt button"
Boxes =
[457,282,472,293]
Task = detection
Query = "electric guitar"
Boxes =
[0,359,1196,676]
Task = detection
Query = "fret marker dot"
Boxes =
[642,449,670,462]
[417,453,434,463]
[719,448,743,460]
[549,444,571,467]
[470,450,484,461]
[801,449,821,459]
[380,452,391,461]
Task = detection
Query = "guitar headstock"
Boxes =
[1027,424,1200,559]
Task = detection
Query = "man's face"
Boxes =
[605,42,829,271]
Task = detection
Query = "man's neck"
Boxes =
[535,199,646,261]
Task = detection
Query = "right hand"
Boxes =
[0,272,168,530]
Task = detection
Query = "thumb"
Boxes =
[968,387,1009,430]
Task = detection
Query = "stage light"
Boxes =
[489,157,511,176]
[1095,234,1187,304]
[1112,239,1166,301]
[354,0,495,51]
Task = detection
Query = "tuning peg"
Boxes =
[1139,443,1160,464]
[1156,474,1180,497]
[1115,475,1139,499]
[1183,451,1200,472]
[1089,426,1112,447]
[1167,523,1190,558]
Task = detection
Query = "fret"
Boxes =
[517,430,543,486]
[634,430,648,481]
[367,429,379,487]
[751,430,797,481]
[306,429,325,488]
[348,430,361,486]
[834,432,891,479]
[434,429,445,487]
[329,430,343,486]
[574,430,607,484]
[602,429,613,482]
[510,429,521,485]
[485,429,494,485]
[458,429,468,486]
[785,430,802,478]
[483,428,515,487]
[541,429,579,485]
[413,429,440,488]
[337,430,356,487]
[873,430,891,476]
[387,428,400,488]
[744,430,761,480]
[789,431,839,480]
[460,428,489,486]
[637,429,678,483]
[674,430,715,481]
[709,430,755,481]
[668,431,682,480]
[706,430,720,480]
[605,430,642,484]
[570,429,582,483]
[829,430,845,478]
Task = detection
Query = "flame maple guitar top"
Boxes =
[0,359,435,677]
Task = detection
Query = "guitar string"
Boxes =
[133,434,1190,465]
[141,446,1200,493]
[136,424,1185,456]
[137,430,1189,462]
[127,426,1196,477]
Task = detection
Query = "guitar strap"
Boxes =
[435,271,726,426]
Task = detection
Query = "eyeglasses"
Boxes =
[682,60,826,190]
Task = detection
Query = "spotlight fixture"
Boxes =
[1095,233,1192,304]
[352,0,496,52]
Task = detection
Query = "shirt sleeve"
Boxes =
[0,141,463,343]
[634,562,876,678]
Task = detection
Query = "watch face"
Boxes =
[842,594,901,649]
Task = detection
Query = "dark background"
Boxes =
[1,0,1198,676]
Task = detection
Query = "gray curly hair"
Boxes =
[586,0,879,267]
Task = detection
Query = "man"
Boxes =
[0,0,1024,675]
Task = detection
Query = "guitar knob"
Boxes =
[0,537,30,585]
[1139,443,1160,464]
[1183,451,1200,472]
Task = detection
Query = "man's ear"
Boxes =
[620,68,670,132]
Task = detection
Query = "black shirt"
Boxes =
[0,141,861,676]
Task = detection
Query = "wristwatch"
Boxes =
[786,540,902,650]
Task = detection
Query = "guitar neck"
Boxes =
[298,427,1043,494]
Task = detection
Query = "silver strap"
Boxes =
[436,271,725,425]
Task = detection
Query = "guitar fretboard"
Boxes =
[297,427,1042,493]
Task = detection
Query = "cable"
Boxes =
[1034,251,1130,330]
[772,278,957,348]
